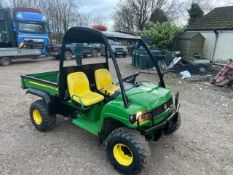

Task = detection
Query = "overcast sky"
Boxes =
[78,0,233,31]
[78,0,118,30]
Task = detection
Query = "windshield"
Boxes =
[108,39,121,46]
[18,22,47,34]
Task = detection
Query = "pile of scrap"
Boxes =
[168,58,217,81]
[212,60,233,87]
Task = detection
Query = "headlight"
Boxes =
[129,111,152,124]
[136,111,142,120]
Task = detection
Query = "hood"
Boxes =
[111,45,127,50]
[125,82,172,110]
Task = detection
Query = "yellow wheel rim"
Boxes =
[32,109,42,125]
[113,143,133,166]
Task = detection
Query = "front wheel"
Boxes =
[30,100,56,131]
[0,57,11,66]
[105,128,150,174]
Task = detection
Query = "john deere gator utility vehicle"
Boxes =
[21,27,181,174]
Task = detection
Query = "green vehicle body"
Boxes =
[21,27,180,141]
[21,70,175,139]
[21,27,181,174]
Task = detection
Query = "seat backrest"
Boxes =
[95,69,113,90]
[67,72,90,97]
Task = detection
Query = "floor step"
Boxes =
[72,117,101,136]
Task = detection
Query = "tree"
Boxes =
[113,3,136,33]
[139,22,183,50]
[10,0,41,8]
[150,8,168,23]
[113,0,182,33]
[113,0,155,33]
[187,3,204,25]
[0,0,106,43]
[77,13,106,27]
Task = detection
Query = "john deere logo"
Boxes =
[164,104,168,110]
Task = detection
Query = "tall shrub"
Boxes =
[139,22,184,51]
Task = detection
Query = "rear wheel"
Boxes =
[105,127,150,174]
[64,50,73,60]
[30,100,56,131]
[0,57,11,66]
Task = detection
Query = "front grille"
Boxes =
[152,98,173,117]
[33,42,44,49]
[24,40,44,49]
[115,48,123,51]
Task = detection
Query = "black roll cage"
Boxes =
[59,27,165,108]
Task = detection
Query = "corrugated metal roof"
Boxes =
[103,31,141,40]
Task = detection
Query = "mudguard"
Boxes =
[26,88,51,104]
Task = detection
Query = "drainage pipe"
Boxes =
[211,30,219,63]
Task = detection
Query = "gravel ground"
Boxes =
[0,57,232,175]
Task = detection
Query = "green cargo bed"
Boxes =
[21,71,59,96]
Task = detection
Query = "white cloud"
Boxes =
[78,0,118,30]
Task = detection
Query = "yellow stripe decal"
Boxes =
[29,81,58,91]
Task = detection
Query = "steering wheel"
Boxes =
[122,72,140,84]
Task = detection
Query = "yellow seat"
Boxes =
[67,72,104,106]
[95,69,119,96]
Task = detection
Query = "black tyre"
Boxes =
[165,113,181,135]
[30,100,56,131]
[123,53,127,58]
[64,50,73,60]
[145,131,161,141]
[105,127,150,175]
[0,57,11,66]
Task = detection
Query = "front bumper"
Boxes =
[141,92,180,135]
[143,111,180,135]
[47,51,59,56]
[114,51,127,55]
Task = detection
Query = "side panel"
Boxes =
[100,99,139,129]
[21,71,59,96]
[23,79,58,96]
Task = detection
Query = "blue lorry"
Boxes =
[13,8,49,54]
[0,8,44,66]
